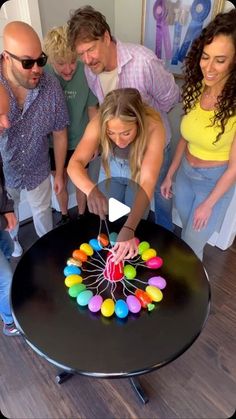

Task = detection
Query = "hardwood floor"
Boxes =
[1,210,236,419]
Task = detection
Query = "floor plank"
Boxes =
[1,210,235,418]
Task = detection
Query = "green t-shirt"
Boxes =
[46,62,98,150]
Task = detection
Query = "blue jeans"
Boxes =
[154,145,173,231]
[98,157,150,218]
[175,157,235,260]
[0,231,14,324]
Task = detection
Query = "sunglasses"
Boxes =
[5,50,48,69]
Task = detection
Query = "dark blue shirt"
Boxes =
[0,59,69,190]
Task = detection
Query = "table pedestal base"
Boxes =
[56,371,149,404]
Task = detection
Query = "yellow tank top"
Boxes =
[180,101,236,161]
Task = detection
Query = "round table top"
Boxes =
[12,215,210,378]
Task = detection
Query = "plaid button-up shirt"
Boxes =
[0,59,69,190]
[85,39,180,144]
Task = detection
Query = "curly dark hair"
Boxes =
[182,8,236,143]
[67,5,112,51]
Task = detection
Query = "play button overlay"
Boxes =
[87,177,151,238]
[108,198,130,222]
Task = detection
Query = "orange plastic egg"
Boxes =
[97,233,109,247]
[72,249,88,262]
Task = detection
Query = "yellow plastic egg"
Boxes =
[80,243,94,256]
[145,285,163,302]
[141,248,157,261]
[65,274,83,287]
[101,298,115,317]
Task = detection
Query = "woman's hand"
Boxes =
[112,226,138,264]
[160,175,173,199]
[193,202,212,231]
[87,187,108,219]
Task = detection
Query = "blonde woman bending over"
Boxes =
[68,88,165,263]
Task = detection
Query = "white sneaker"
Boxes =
[12,239,23,257]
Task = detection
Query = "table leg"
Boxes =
[129,377,149,404]
[56,371,149,403]
[56,370,74,384]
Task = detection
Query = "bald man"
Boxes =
[0,22,69,256]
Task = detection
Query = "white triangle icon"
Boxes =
[108,198,131,222]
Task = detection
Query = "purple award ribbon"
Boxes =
[153,0,172,60]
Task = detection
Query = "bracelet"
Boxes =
[123,225,135,232]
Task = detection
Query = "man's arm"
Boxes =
[0,84,10,133]
[146,57,180,112]
[52,127,68,194]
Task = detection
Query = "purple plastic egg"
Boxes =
[88,295,103,313]
[148,276,167,289]
[126,295,142,313]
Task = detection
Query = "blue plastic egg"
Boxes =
[115,299,129,318]
[76,290,93,306]
[109,232,118,246]
[89,238,103,251]
[63,265,81,276]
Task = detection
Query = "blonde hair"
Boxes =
[43,24,77,63]
[99,88,161,182]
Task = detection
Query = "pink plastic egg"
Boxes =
[146,256,163,269]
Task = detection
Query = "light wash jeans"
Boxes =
[175,157,235,260]
[0,231,14,324]
[98,157,151,218]
[154,144,173,231]
[7,175,53,239]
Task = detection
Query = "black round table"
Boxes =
[12,215,210,403]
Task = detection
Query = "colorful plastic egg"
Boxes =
[148,276,166,289]
[68,283,86,298]
[126,295,142,313]
[134,237,140,246]
[145,285,163,302]
[65,274,83,287]
[109,232,118,246]
[146,256,163,269]
[97,233,109,247]
[64,274,83,287]
[63,265,81,276]
[76,290,93,306]
[138,241,150,255]
[72,249,88,262]
[88,295,103,312]
[101,298,115,317]
[67,257,82,267]
[115,299,129,318]
[89,238,103,251]
[80,243,94,256]
[124,264,136,280]
[141,248,157,261]
[135,289,152,308]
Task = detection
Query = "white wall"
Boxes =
[38,0,143,43]
[38,0,115,36]
[114,0,143,43]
